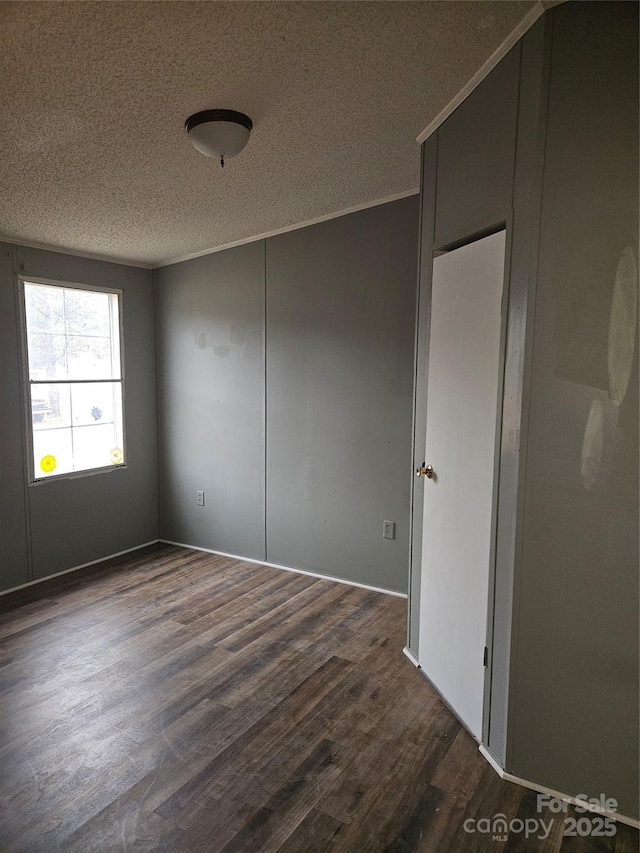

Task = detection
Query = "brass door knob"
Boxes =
[416,464,434,479]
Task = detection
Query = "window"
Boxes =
[22,279,125,480]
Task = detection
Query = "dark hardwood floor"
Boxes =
[0,544,637,852]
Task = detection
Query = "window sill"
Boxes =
[28,464,128,486]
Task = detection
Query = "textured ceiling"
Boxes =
[0,1,534,266]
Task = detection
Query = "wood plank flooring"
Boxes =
[0,544,637,852]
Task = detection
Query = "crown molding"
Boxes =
[0,234,153,269]
[1,189,419,271]
[2,3,566,270]
[154,188,419,269]
[416,0,561,145]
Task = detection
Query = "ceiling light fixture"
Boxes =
[185,109,253,168]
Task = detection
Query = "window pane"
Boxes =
[24,284,65,334]
[64,288,111,337]
[70,382,118,427]
[25,281,125,480]
[32,427,73,478]
[72,423,123,471]
[31,382,124,477]
[66,335,114,380]
[64,289,121,379]
[31,383,71,431]
[27,333,68,380]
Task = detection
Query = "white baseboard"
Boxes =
[0,540,160,598]
[479,745,640,829]
[159,539,407,599]
[5,539,635,831]
[1,537,407,601]
[402,646,421,667]
[479,744,506,776]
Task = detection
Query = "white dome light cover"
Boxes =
[185,109,253,166]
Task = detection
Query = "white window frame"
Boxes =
[18,275,127,485]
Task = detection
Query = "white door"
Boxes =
[418,230,506,739]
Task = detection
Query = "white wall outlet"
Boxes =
[383,520,395,540]
[196,490,205,507]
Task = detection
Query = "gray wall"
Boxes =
[434,43,520,246]
[407,140,437,652]
[409,40,522,660]
[155,196,419,594]
[0,244,30,591]
[487,15,550,763]
[509,1,639,817]
[266,201,418,592]
[412,0,638,821]
[155,242,265,560]
[0,245,158,592]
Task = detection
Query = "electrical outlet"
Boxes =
[196,490,205,507]
[383,520,395,540]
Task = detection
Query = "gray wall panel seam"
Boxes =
[483,215,515,748]
[408,131,439,654]
[510,42,524,210]
[152,266,162,540]
[407,144,426,651]
[485,33,527,757]
[505,7,554,772]
[263,239,267,563]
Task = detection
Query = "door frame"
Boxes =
[407,196,515,746]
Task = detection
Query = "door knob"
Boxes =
[416,464,434,479]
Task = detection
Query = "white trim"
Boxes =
[478,744,640,829]
[19,275,128,486]
[159,539,407,599]
[402,646,421,668]
[0,541,160,598]
[416,1,547,144]
[0,3,566,271]
[2,190,419,271]
[0,234,152,269]
[479,743,505,776]
[154,189,419,269]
